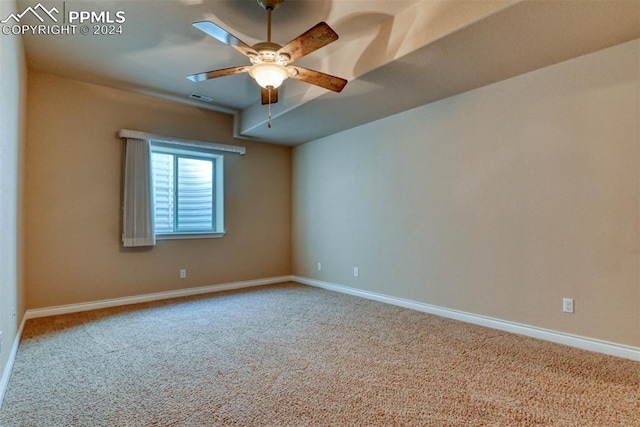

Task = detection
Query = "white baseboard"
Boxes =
[0,316,27,410]
[292,276,640,362]
[24,276,294,320]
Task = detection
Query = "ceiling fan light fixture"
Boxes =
[188,0,347,108]
[249,62,289,89]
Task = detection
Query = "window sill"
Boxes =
[156,232,225,240]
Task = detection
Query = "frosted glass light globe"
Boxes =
[249,62,289,89]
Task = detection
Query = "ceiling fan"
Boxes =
[187,0,347,110]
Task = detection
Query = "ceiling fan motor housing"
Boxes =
[252,41,283,62]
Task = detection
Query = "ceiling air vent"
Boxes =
[188,93,213,103]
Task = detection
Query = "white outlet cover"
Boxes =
[563,298,574,313]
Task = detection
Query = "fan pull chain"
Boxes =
[268,87,272,128]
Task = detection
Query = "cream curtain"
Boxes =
[122,138,156,247]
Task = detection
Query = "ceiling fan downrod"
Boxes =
[257,0,283,43]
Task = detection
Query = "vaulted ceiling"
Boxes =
[17,0,640,145]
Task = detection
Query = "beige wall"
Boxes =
[25,72,291,309]
[0,0,27,385]
[293,39,640,347]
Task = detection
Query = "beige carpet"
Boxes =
[1,282,638,426]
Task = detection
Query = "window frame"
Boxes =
[150,141,225,240]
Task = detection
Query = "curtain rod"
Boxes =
[119,129,246,155]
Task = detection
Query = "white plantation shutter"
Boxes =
[150,145,221,235]
[151,152,174,233]
[177,157,214,232]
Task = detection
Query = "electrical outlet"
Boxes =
[563,298,574,313]
[180,269,187,279]
[353,267,359,278]
[317,262,322,271]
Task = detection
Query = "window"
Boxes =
[150,142,224,238]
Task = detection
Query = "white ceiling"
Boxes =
[17,0,640,145]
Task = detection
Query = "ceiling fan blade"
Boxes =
[186,66,248,83]
[261,87,279,105]
[288,66,347,93]
[193,21,258,58]
[278,22,338,63]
